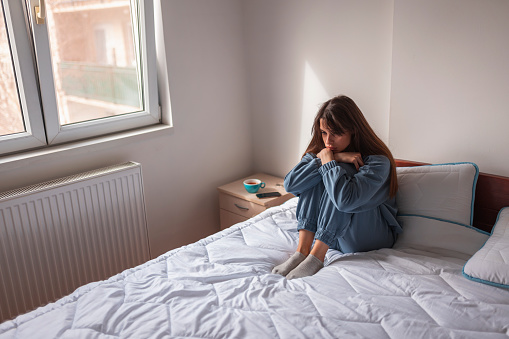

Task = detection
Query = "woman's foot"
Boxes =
[272,252,306,276]
[286,254,324,279]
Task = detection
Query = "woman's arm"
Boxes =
[284,153,323,196]
[319,155,391,213]
[334,152,364,170]
[318,149,364,170]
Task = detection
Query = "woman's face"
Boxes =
[320,119,352,153]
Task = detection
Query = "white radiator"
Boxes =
[0,161,150,323]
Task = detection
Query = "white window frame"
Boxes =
[0,0,47,154]
[0,0,160,155]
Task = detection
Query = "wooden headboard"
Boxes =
[396,160,509,233]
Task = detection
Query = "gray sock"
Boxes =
[272,252,306,276]
[286,254,324,280]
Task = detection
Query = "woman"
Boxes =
[273,95,402,279]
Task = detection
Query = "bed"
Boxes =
[1,160,509,338]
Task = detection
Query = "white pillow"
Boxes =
[394,215,489,257]
[396,163,479,225]
[463,208,509,288]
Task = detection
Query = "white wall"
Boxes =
[389,0,509,176]
[243,0,395,177]
[0,0,252,258]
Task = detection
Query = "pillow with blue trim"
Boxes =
[396,162,479,225]
[394,215,488,258]
[463,208,509,288]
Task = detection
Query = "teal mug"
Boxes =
[243,179,266,193]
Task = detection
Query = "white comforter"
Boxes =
[1,198,509,338]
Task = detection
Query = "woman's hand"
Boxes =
[334,152,364,170]
[316,148,335,165]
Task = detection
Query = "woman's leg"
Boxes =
[296,229,314,256]
[310,239,329,262]
[294,181,325,235]
[286,194,347,280]
[286,200,396,280]
[272,183,325,276]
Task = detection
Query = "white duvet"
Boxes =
[1,198,509,338]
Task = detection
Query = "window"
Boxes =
[0,0,159,155]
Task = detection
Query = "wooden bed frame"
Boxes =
[396,160,509,233]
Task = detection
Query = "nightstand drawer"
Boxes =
[219,192,265,218]
[219,209,248,230]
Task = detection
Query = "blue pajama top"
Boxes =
[284,153,403,239]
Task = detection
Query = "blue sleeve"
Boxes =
[318,155,391,213]
[284,153,323,196]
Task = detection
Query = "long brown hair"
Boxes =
[304,95,398,197]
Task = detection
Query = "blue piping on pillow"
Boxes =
[462,270,509,289]
[397,214,490,236]
[462,207,509,289]
[487,206,506,236]
[398,162,479,225]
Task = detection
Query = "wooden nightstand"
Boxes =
[217,173,294,230]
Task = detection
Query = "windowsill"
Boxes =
[0,123,172,166]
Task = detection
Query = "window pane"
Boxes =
[47,0,142,126]
[0,3,24,136]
